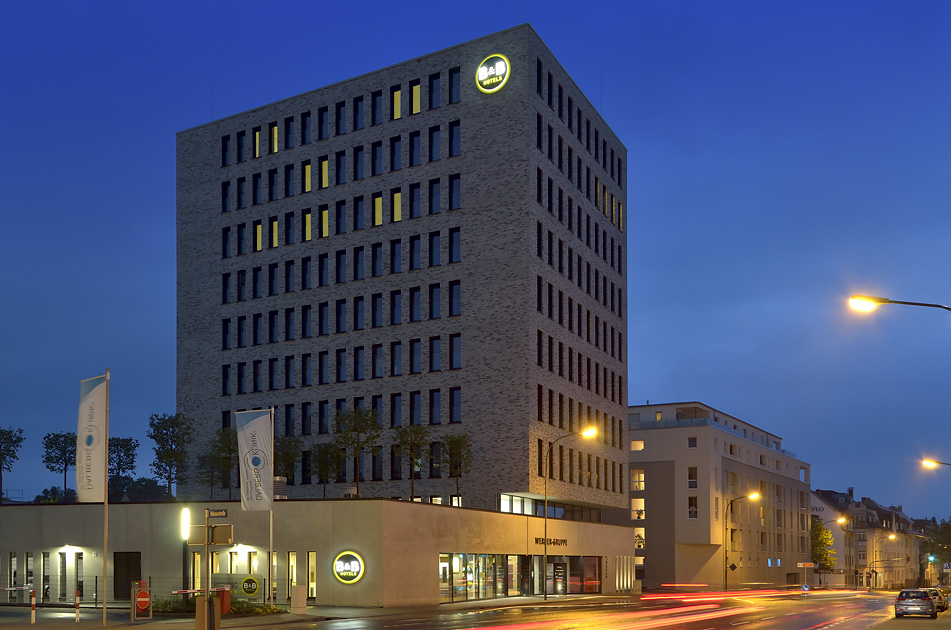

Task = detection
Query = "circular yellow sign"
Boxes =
[333,550,365,584]
[476,54,511,94]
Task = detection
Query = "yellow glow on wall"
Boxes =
[320,207,329,238]
[411,84,420,114]
[373,195,383,226]
[304,211,311,241]
[303,163,312,192]
[393,89,401,120]
[392,192,401,222]
[254,224,262,251]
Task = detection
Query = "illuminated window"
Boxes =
[372,193,383,226]
[390,136,402,171]
[630,440,644,451]
[449,67,461,103]
[428,73,440,109]
[269,216,278,248]
[301,161,311,193]
[390,85,401,120]
[410,79,420,114]
[353,96,364,131]
[318,205,329,238]
[253,126,261,158]
[268,122,278,154]
[302,209,312,241]
[335,101,346,135]
[391,189,402,222]
[371,90,382,125]
[631,497,645,520]
[253,220,262,251]
[318,157,329,189]
[428,126,440,161]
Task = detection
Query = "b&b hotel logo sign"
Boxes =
[333,551,365,584]
[476,54,510,94]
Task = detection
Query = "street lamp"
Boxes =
[869,533,897,589]
[181,508,190,607]
[923,459,951,469]
[849,295,951,314]
[724,492,760,591]
[543,426,597,600]
[816,517,846,585]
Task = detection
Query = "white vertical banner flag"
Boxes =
[76,373,108,502]
[236,409,273,511]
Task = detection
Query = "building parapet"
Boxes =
[628,417,797,458]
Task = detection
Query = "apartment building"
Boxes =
[628,402,811,589]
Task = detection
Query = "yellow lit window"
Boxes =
[319,158,328,189]
[619,203,624,232]
[392,89,401,120]
[303,210,312,241]
[270,218,278,247]
[594,177,600,208]
[270,124,278,154]
[319,207,329,238]
[411,83,421,114]
[253,129,261,158]
[373,194,383,226]
[611,195,616,224]
[303,162,312,193]
[254,222,262,251]
[391,191,402,222]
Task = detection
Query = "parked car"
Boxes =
[895,589,937,618]
[928,588,948,612]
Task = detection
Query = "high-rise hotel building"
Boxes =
[177,24,628,518]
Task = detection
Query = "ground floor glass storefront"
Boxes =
[438,553,601,603]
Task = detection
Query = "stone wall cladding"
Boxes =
[177,25,627,512]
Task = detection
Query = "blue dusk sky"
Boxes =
[2,1,950,517]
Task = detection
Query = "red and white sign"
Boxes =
[797,562,815,568]
[135,590,150,611]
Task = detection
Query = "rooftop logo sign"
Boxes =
[476,54,510,94]
[333,550,365,584]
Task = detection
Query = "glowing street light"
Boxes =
[923,459,951,469]
[849,295,951,314]
[724,492,759,591]
[543,425,597,600]
[181,508,190,606]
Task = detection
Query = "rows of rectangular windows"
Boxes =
[536,114,624,232]
[536,384,623,451]
[220,228,461,302]
[220,333,462,396]
[535,58,623,190]
[536,328,623,406]
[220,147,462,215]
[537,437,624,494]
[220,281,462,350]
[220,68,462,167]
[535,177,624,279]
[536,276,622,363]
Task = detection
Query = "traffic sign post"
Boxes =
[130,587,152,622]
[797,562,814,589]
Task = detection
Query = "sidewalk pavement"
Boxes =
[0,594,636,630]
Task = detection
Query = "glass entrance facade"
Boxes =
[438,553,601,603]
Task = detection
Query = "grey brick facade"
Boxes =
[176,24,627,514]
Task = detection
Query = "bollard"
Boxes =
[31,590,35,625]
[75,589,80,623]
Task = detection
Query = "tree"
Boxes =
[274,435,304,483]
[392,424,433,500]
[146,413,196,498]
[333,408,382,497]
[42,432,76,494]
[194,447,220,501]
[210,428,238,499]
[108,436,139,481]
[34,486,76,504]
[440,432,473,502]
[811,516,837,580]
[311,442,343,499]
[0,425,25,502]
